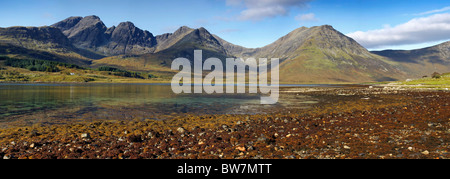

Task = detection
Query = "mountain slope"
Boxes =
[3,15,444,83]
[93,26,231,71]
[273,25,405,83]
[216,25,405,83]
[54,15,109,50]
[52,16,157,56]
[0,26,99,65]
[93,24,408,83]
[154,26,196,53]
[99,21,157,55]
[158,27,229,60]
[372,41,450,77]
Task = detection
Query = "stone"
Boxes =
[81,133,91,139]
[127,135,143,143]
[422,150,430,155]
[222,125,229,130]
[29,131,41,137]
[257,135,268,143]
[344,145,351,149]
[147,132,154,138]
[3,154,13,159]
[177,127,186,133]
[236,146,246,152]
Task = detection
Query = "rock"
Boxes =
[29,131,41,137]
[247,146,254,151]
[222,125,229,130]
[81,133,91,139]
[127,135,143,143]
[147,132,154,138]
[422,150,430,155]
[274,133,279,138]
[236,146,246,152]
[257,135,268,143]
[177,127,186,133]
[118,137,126,142]
[148,131,160,138]
[344,145,351,149]
[3,154,13,159]
[286,155,296,159]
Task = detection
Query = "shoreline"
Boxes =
[0,87,448,159]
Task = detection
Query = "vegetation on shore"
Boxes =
[0,56,171,83]
[387,72,450,89]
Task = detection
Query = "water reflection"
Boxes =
[0,83,323,124]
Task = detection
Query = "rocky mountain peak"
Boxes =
[318,24,334,30]
[110,21,156,47]
[52,15,108,49]
[116,21,136,29]
[174,26,194,36]
[51,16,83,32]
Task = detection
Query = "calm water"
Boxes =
[0,83,327,124]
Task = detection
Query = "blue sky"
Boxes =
[1,0,450,50]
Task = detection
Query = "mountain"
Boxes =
[51,16,228,58]
[52,16,157,56]
[92,26,231,71]
[156,27,228,60]
[100,21,157,55]
[3,15,448,83]
[154,26,196,52]
[52,15,109,50]
[216,25,405,83]
[0,26,99,65]
[372,41,450,78]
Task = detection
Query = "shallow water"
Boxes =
[0,83,331,124]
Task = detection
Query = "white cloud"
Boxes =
[295,13,318,21]
[415,6,450,16]
[347,13,450,49]
[226,0,312,21]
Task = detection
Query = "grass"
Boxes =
[390,72,450,89]
[0,62,172,84]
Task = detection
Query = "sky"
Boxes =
[1,0,450,50]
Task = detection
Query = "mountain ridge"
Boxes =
[372,41,450,78]
[1,15,449,83]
